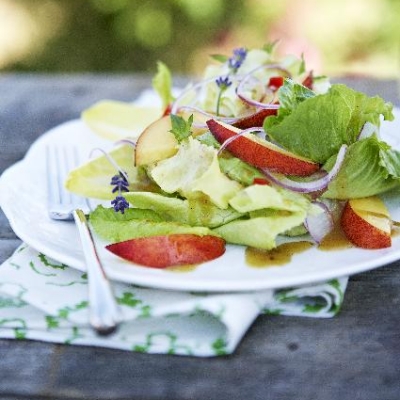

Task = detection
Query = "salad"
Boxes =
[66,43,399,269]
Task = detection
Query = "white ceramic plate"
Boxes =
[1,110,400,292]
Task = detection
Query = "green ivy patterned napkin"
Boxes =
[0,244,347,357]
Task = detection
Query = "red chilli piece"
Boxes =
[162,103,172,116]
[302,72,314,89]
[253,178,270,185]
[268,76,285,91]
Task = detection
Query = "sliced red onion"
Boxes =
[89,147,129,182]
[217,127,265,155]
[177,105,236,122]
[114,138,137,148]
[261,145,348,193]
[304,201,334,244]
[171,76,232,115]
[171,77,260,128]
[177,104,239,129]
[357,122,379,140]
[236,64,290,110]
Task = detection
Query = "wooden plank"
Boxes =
[0,75,399,400]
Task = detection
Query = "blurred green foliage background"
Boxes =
[0,0,399,77]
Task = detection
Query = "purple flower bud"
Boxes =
[110,171,130,213]
[228,47,247,72]
[215,76,232,89]
[110,172,129,192]
[111,195,129,214]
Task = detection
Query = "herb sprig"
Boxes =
[169,114,194,143]
[214,47,247,116]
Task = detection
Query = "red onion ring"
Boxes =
[171,77,258,128]
[171,76,234,115]
[217,127,265,155]
[114,138,137,148]
[236,64,290,110]
[89,147,129,182]
[304,201,334,244]
[261,145,348,193]
[176,105,239,129]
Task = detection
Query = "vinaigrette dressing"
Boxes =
[245,241,313,268]
[318,223,353,251]
[246,223,355,269]
[167,223,383,272]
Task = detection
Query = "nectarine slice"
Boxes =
[340,197,392,249]
[106,234,226,268]
[135,116,178,166]
[233,108,277,129]
[207,119,319,176]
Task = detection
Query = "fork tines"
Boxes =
[46,145,87,221]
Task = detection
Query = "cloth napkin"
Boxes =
[0,244,347,357]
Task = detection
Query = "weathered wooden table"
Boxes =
[0,74,399,400]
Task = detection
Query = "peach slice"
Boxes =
[340,196,392,249]
[233,108,277,129]
[135,116,178,166]
[106,234,226,268]
[206,119,319,176]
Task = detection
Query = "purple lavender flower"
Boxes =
[228,47,247,72]
[111,195,129,214]
[216,76,232,89]
[110,172,129,193]
[110,171,129,213]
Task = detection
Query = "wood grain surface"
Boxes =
[0,74,399,400]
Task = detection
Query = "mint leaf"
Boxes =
[298,54,306,75]
[169,114,193,143]
[210,54,228,63]
[262,40,279,54]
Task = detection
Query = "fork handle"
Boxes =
[73,209,121,335]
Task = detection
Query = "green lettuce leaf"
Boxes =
[81,100,161,141]
[149,138,242,208]
[65,145,158,200]
[276,79,315,120]
[213,183,310,249]
[90,205,213,243]
[264,84,394,163]
[195,131,221,149]
[379,147,400,179]
[213,211,306,250]
[229,184,310,213]
[123,192,242,228]
[218,154,265,185]
[323,136,400,199]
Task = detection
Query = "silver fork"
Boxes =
[46,145,121,335]
[46,146,88,220]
